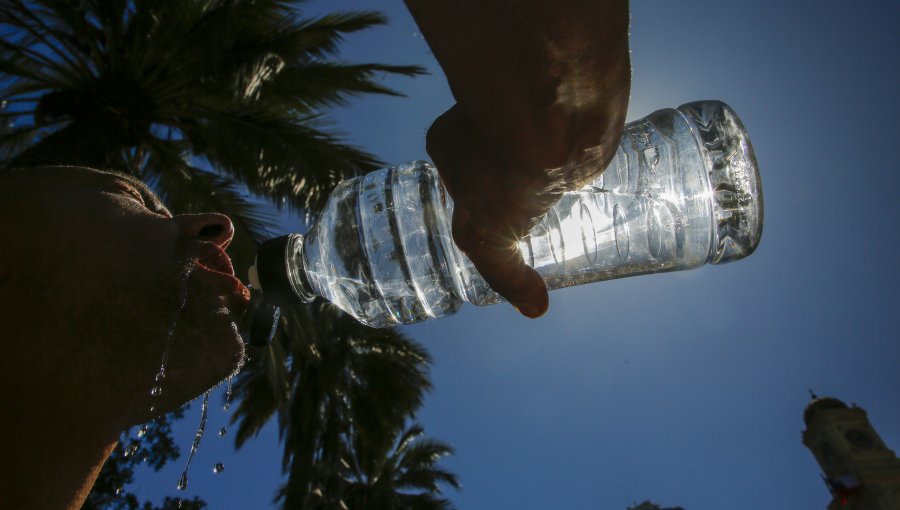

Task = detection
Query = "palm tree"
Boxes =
[0,0,423,271]
[337,422,460,510]
[0,1,445,507]
[231,300,445,509]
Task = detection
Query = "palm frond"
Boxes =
[0,124,43,163]
[263,62,425,110]
[1,2,95,78]
[230,335,289,448]
[0,53,59,85]
[1,3,457,506]
[338,421,460,510]
[394,423,426,456]
[172,108,382,212]
[269,11,393,62]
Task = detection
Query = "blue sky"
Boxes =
[135,1,900,508]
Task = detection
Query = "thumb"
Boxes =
[452,208,549,318]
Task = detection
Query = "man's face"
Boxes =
[2,166,250,424]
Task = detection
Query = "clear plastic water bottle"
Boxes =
[249,100,763,328]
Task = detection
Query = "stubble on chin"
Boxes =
[108,265,246,422]
[165,293,246,394]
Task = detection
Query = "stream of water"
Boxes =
[150,260,196,404]
[176,390,210,491]
[125,256,266,502]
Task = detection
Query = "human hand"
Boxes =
[426,99,628,318]
[407,0,631,317]
[426,105,558,318]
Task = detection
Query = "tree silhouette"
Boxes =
[0,1,455,508]
[81,409,206,510]
[232,300,458,508]
[337,422,460,510]
[0,0,423,272]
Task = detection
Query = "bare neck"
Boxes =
[0,380,119,509]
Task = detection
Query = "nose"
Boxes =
[177,213,235,248]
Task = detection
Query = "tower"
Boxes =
[802,395,900,509]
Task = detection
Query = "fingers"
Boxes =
[426,107,551,318]
[452,207,549,318]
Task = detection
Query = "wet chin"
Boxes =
[165,297,246,404]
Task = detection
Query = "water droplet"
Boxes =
[153,261,197,412]
[218,427,227,437]
[149,405,156,413]
[177,472,188,491]
[177,499,184,509]
[115,485,124,496]
[141,455,149,463]
[223,376,234,412]
[213,463,225,474]
[137,424,148,438]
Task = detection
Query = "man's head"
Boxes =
[0,166,249,429]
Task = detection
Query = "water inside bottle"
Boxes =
[300,117,713,328]
[302,163,480,328]
[294,105,757,327]
[519,114,714,290]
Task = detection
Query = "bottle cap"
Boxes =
[678,100,764,264]
[249,234,315,305]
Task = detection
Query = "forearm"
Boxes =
[404,0,631,186]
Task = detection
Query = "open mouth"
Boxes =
[196,243,235,277]
[190,242,251,310]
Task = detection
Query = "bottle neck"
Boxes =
[283,233,317,302]
[251,234,316,305]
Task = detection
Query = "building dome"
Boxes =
[804,397,848,426]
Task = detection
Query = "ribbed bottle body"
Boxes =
[520,107,714,290]
[284,101,761,327]
[301,161,492,328]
